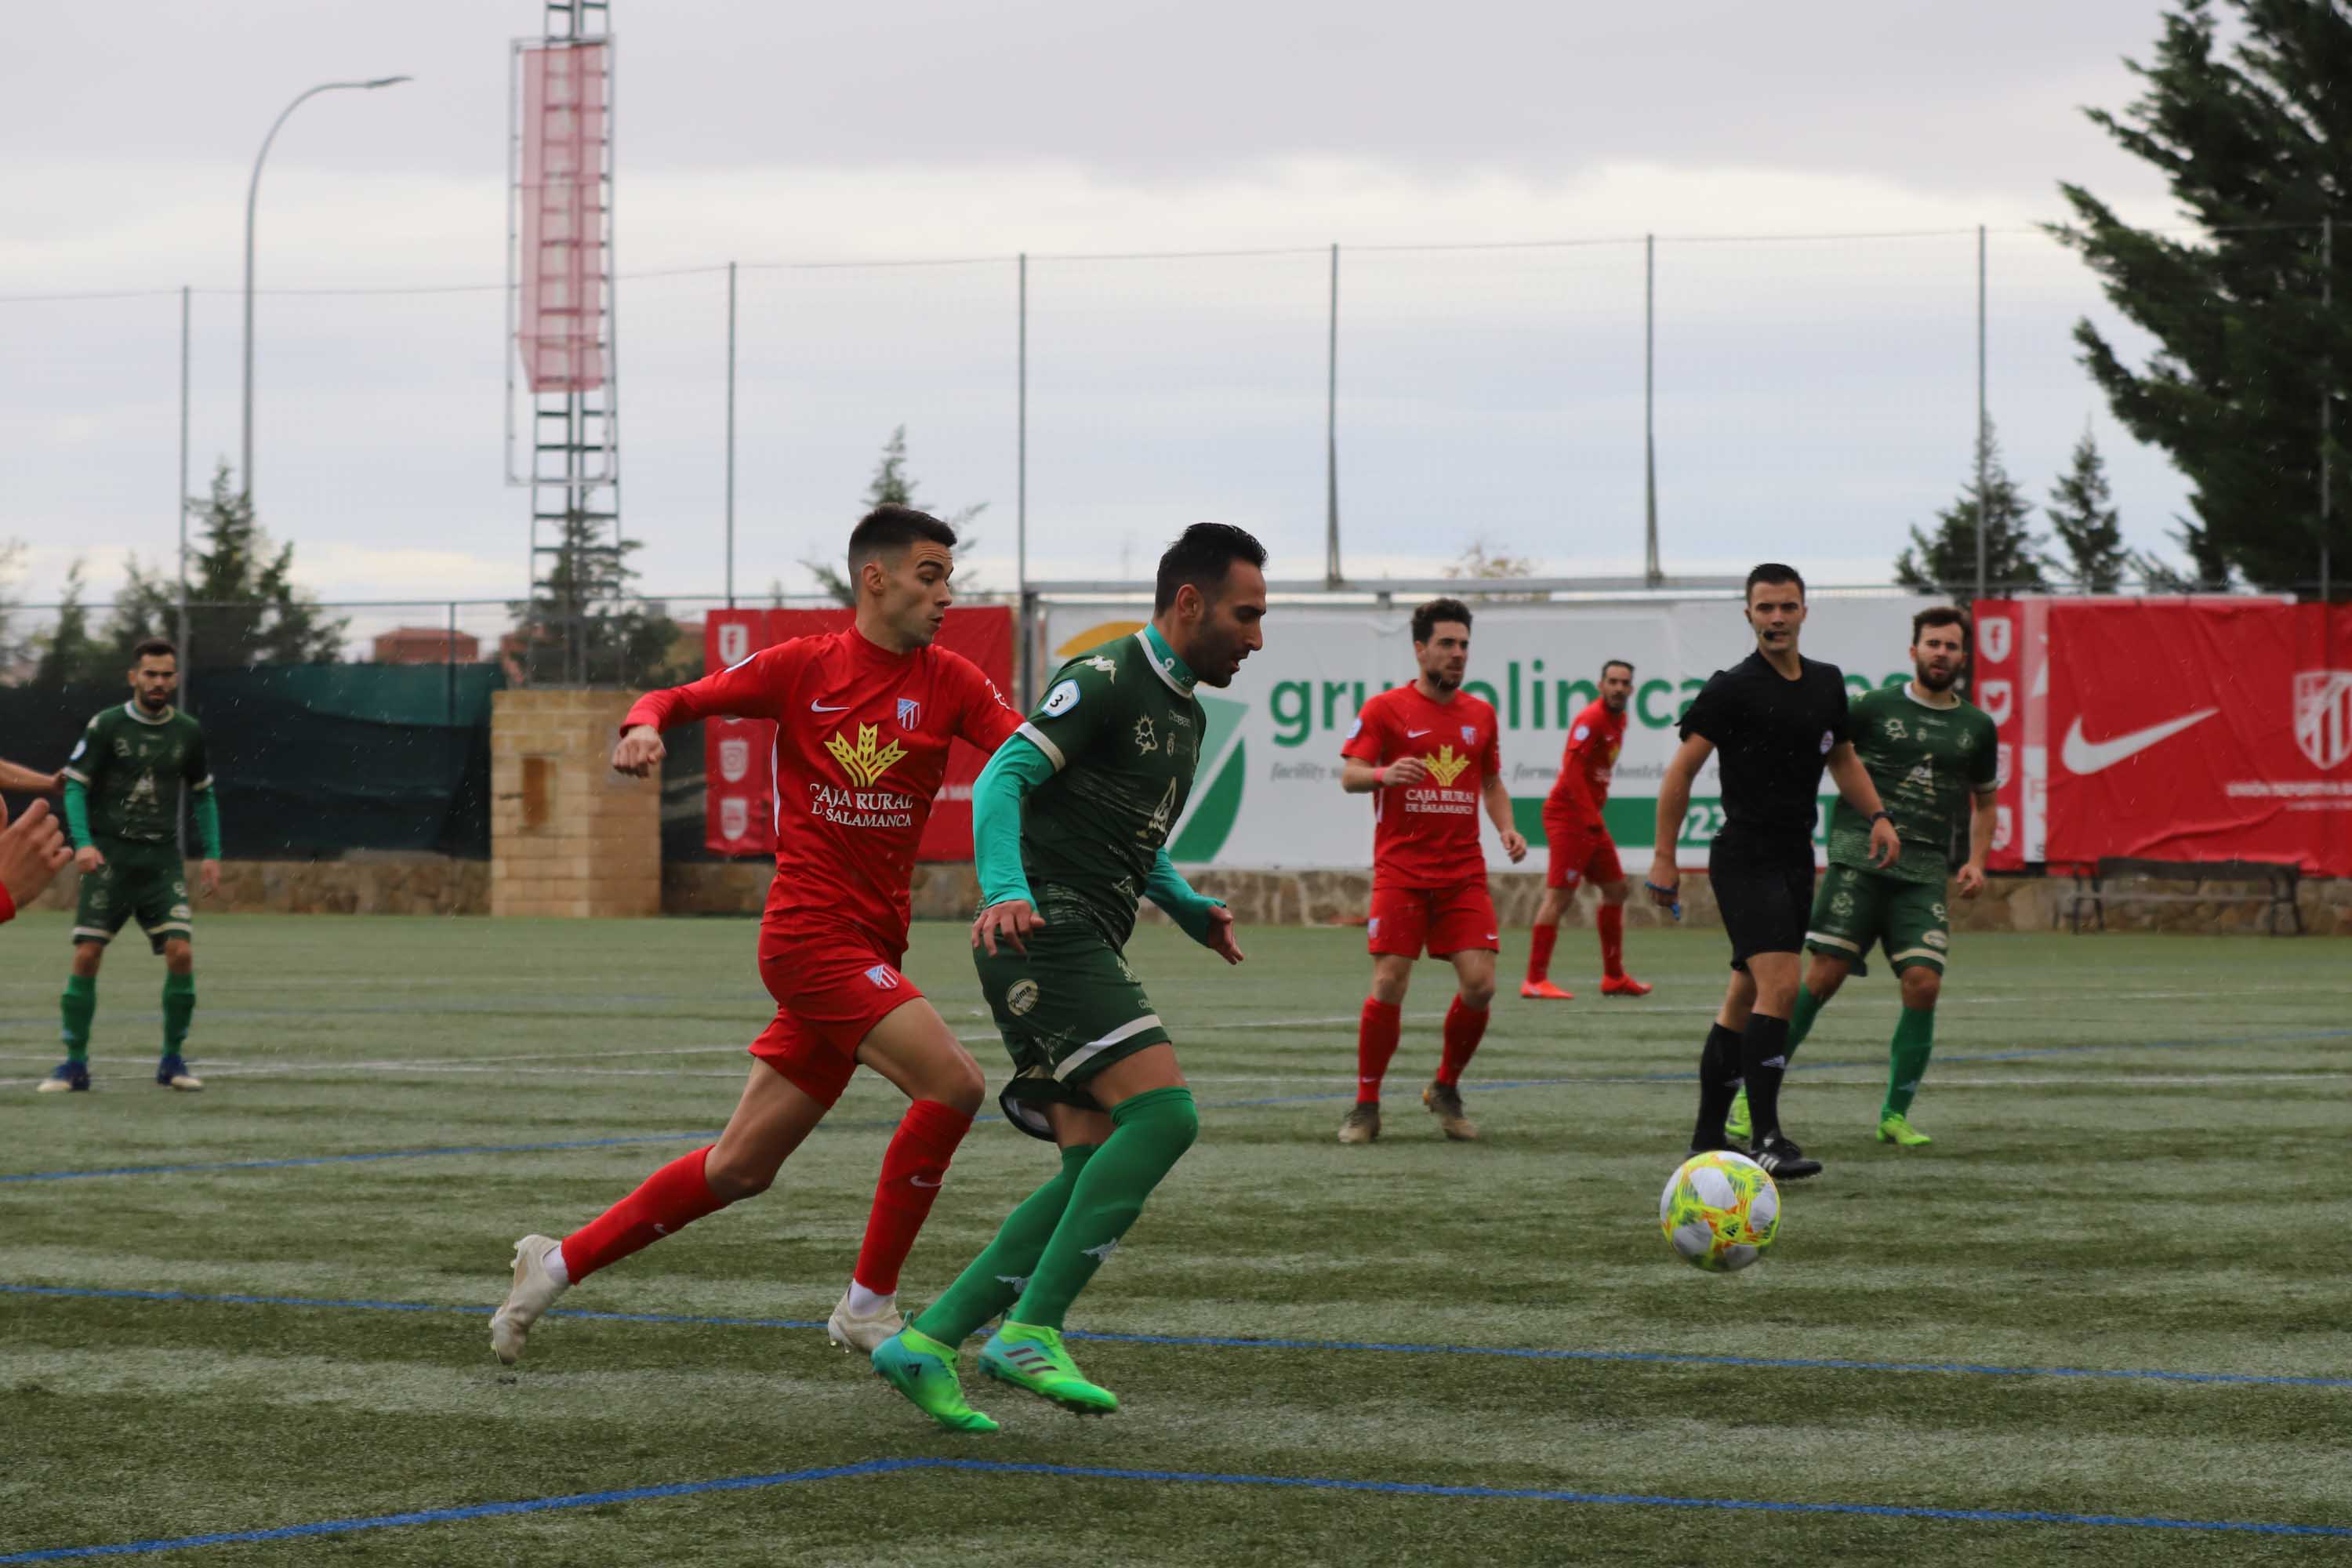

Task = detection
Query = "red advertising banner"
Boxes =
[2045,599,2352,875]
[516,42,608,394]
[700,606,1015,861]
[1972,597,2025,870]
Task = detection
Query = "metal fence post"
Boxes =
[1976,223,1988,604]
[1018,252,1030,706]
[725,260,738,609]
[1324,242,1341,587]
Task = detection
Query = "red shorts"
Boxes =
[1543,813,1624,891]
[749,921,925,1108]
[1368,881,1499,959]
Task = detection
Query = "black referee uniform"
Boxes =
[1679,649,1852,1159]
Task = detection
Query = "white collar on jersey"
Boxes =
[1900,681,1961,713]
[1133,628,1196,698]
[122,700,176,726]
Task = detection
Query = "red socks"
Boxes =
[1356,998,1403,1104]
[1435,996,1490,1088]
[851,1098,973,1295]
[1598,904,1626,980]
[1525,923,1559,985]
[560,1146,729,1283]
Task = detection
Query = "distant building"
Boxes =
[372,626,482,665]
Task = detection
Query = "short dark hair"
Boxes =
[1153,522,1268,613]
[1745,562,1806,601]
[848,504,957,575]
[1411,597,1473,645]
[1601,658,1635,679]
[1911,604,1969,647]
[131,636,178,666]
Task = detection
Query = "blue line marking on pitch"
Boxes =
[3,1457,2344,1562]
[5,1282,2344,1390]
[0,1132,724,1184]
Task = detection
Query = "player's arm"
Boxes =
[949,657,1025,753]
[968,733,1057,956]
[1145,847,1242,965]
[1480,771,1527,863]
[1338,704,1424,793]
[0,798,70,920]
[1958,787,1998,897]
[0,757,60,795]
[62,725,104,871]
[1648,732,1711,909]
[613,642,799,776]
[1824,742,1900,868]
[184,734,223,895]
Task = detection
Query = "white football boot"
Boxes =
[490,1234,569,1365]
[826,1286,906,1355]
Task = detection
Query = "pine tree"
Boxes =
[2046,427,2133,591]
[105,463,346,668]
[29,560,118,688]
[509,510,689,686]
[2052,0,2350,593]
[802,426,989,606]
[1894,421,2052,604]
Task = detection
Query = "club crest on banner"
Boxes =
[717,737,750,783]
[1993,804,2013,853]
[1979,615,2013,664]
[718,796,750,841]
[2295,670,2352,771]
[1979,679,2013,726]
[717,622,751,666]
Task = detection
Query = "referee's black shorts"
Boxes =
[1708,826,1815,970]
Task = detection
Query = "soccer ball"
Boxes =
[1658,1150,1780,1272]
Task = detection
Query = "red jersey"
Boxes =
[1340,683,1502,889]
[1544,699,1628,823]
[625,627,1021,953]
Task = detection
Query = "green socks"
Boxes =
[1884,1006,1935,1117]
[916,1145,1096,1348]
[1011,1086,1199,1332]
[162,971,195,1052]
[60,975,96,1060]
[1784,982,1824,1056]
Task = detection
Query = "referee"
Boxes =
[1647,564,1900,1179]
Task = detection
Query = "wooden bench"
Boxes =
[2063,857,2303,935]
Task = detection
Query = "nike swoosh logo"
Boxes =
[909,1174,942,1188]
[2060,710,2219,775]
[811,701,851,713]
[1406,728,1430,738]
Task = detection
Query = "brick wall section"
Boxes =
[489,689,661,918]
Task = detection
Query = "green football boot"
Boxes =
[871,1327,1000,1434]
[1723,1086,1752,1145]
[1876,1112,1933,1147]
[977,1322,1119,1416]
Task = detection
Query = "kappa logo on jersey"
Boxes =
[2293,670,2352,771]
[717,737,751,783]
[823,724,907,789]
[1134,717,1159,754]
[897,698,922,731]
[1083,655,1116,675]
[1424,745,1473,787]
[864,964,901,990]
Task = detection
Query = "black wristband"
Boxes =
[1867,810,1893,827]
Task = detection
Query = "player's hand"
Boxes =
[0,800,72,907]
[74,844,104,875]
[611,724,665,778]
[1382,757,1428,788]
[198,858,222,898]
[972,898,1044,958]
[1500,828,1528,863]
[1645,853,1681,913]
[45,771,63,794]
[1955,861,1987,898]
[1869,818,1903,869]
[1202,905,1244,966]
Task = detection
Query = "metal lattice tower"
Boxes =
[509,0,619,684]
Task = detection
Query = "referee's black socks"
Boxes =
[1740,1012,1793,1142]
[1691,1022,1744,1148]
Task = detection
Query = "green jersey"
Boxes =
[1014,629,1207,946]
[1826,684,1997,884]
[64,702,213,845]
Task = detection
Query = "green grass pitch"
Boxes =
[2,910,2348,1565]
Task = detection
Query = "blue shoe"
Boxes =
[38,1060,90,1094]
[156,1054,203,1091]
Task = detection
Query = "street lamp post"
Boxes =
[241,75,411,503]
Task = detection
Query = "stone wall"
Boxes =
[27,855,490,918]
[489,689,661,918]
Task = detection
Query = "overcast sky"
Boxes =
[3,1,2198,629]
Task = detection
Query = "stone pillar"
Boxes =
[490,689,660,918]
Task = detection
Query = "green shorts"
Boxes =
[1803,862,1947,977]
[74,837,192,954]
[974,920,1171,1142]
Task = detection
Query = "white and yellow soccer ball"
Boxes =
[1659,1150,1780,1272]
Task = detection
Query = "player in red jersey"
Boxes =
[1523,659,1651,1000]
[1336,597,1527,1145]
[489,505,1023,1364]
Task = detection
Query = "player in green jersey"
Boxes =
[44,637,222,1094]
[1726,606,1996,1147]
[873,523,1267,1432]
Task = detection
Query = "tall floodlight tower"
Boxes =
[508,1,618,684]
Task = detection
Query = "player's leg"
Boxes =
[1732,871,1866,1137]
[156,932,201,1091]
[489,1040,831,1366]
[1717,840,1820,1177]
[830,998,987,1349]
[1690,967,1755,1152]
[1523,818,1576,1000]
[45,937,104,1092]
[1876,884,1949,1145]
[1425,925,1497,1141]
[1593,836,1649,995]
[1344,888,1423,1143]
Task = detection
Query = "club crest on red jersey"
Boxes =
[1460,724,1476,745]
[897,698,922,731]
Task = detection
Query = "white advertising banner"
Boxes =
[1044,597,1945,871]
